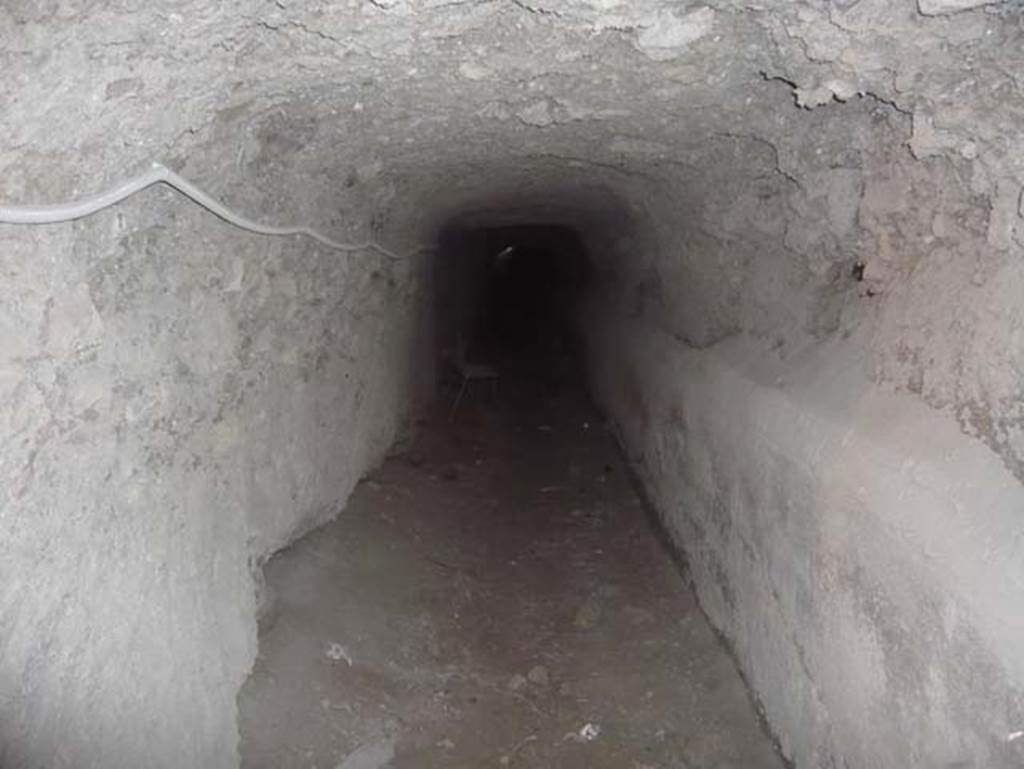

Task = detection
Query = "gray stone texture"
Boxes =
[2,1,1023,767]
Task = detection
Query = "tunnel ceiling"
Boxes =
[4,0,1020,211]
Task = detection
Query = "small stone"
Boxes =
[325,642,353,666]
[458,61,491,81]
[527,665,549,686]
[636,7,714,61]
[564,722,602,743]
[516,100,554,127]
[508,673,528,691]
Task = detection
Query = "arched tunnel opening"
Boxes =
[435,223,590,388]
[3,3,1024,769]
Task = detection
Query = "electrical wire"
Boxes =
[0,162,413,261]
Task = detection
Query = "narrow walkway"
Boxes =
[238,379,784,769]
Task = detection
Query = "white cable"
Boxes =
[0,162,411,261]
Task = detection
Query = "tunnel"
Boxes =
[2,2,1024,767]
[435,222,589,384]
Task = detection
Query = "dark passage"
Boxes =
[434,224,590,395]
[237,223,785,767]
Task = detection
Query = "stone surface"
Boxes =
[917,0,1003,15]
[584,315,1024,768]
[2,1,1024,768]
[0,188,429,768]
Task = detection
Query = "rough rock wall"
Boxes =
[753,0,1024,483]
[0,186,425,767]
[585,312,1024,767]
[578,27,1024,764]
[584,259,1024,768]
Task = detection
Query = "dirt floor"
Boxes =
[237,374,785,769]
